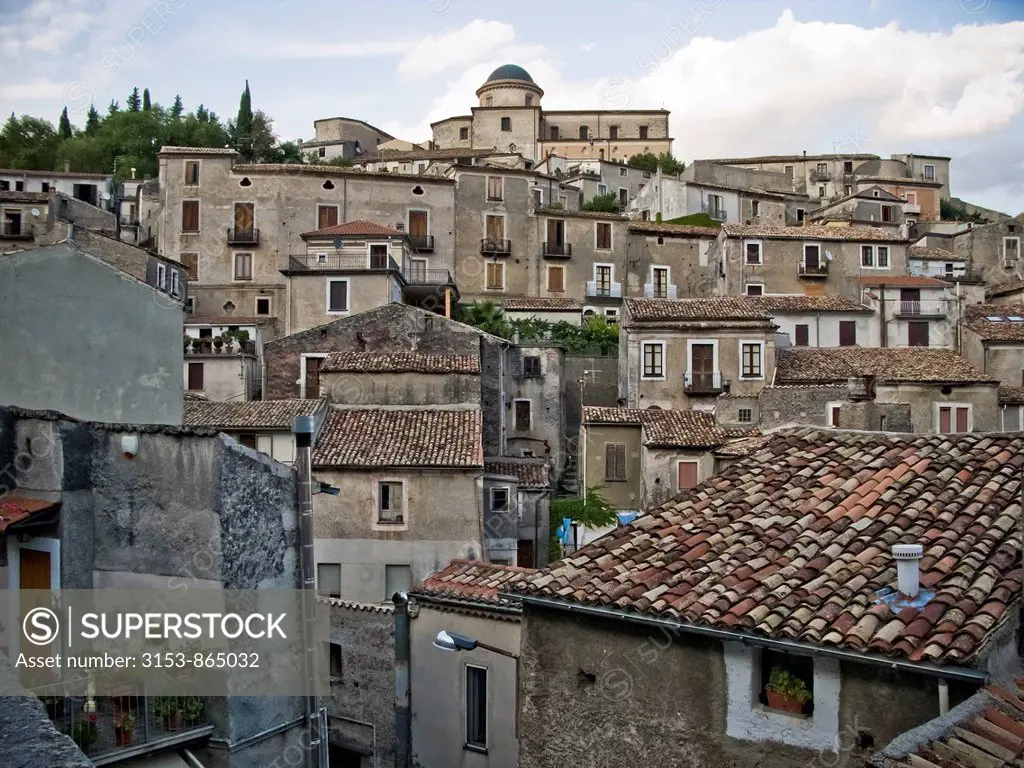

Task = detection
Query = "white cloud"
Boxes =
[397,20,518,79]
[0,79,69,100]
[580,42,596,51]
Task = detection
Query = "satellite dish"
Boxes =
[101,192,111,201]
[332,238,342,249]
[30,208,40,217]
[825,250,834,261]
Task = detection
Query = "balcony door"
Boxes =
[547,219,564,246]
[409,210,427,240]
[690,344,714,390]
[900,288,921,315]
[234,203,254,235]
[485,215,504,247]
[804,245,820,271]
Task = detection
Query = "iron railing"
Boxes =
[227,227,260,246]
[543,242,572,258]
[409,234,434,252]
[288,254,400,271]
[644,283,678,299]
[403,267,455,285]
[810,169,833,182]
[684,371,725,394]
[895,300,948,317]
[798,261,830,277]
[585,280,622,298]
[480,238,512,255]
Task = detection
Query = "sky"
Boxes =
[1,0,1023,214]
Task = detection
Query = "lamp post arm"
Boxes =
[474,640,519,660]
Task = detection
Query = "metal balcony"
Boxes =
[810,169,833,182]
[585,280,622,299]
[403,267,455,286]
[644,283,678,299]
[543,242,572,259]
[287,254,400,271]
[409,234,434,252]
[895,300,948,318]
[481,238,511,256]
[0,223,33,240]
[798,262,830,279]
[684,371,725,394]
[227,227,260,246]
[700,203,727,221]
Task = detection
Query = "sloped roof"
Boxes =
[964,305,1024,343]
[625,297,772,323]
[582,407,755,448]
[320,352,480,374]
[502,297,583,311]
[723,223,907,242]
[484,458,551,488]
[627,221,721,237]
[312,408,483,468]
[414,559,533,609]
[301,219,407,239]
[756,295,872,314]
[512,427,1024,665]
[183,399,324,430]
[999,386,1024,405]
[987,279,1024,299]
[858,275,951,288]
[908,245,963,261]
[157,146,238,156]
[775,348,994,385]
[0,497,58,534]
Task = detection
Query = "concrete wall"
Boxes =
[626,232,718,299]
[471,108,538,158]
[518,605,947,768]
[580,423,642,511]
[288,272,402,335]
[641,447,715,509]
[876,382,999,432]
[0,245,183,425]
[685,161,796,195]
[184,354,259,401]
[432,118,474,149]
[410,603,520,768]
[773,312,877,348]
[313,468,483,602]
[312,118,391,148]
[506,345,566,473]
[321,370,481,407]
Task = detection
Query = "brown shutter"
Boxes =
[955,407,969,432]
[938,406,951,433]
[318,206,338,229]
[677,462,699,490]
[305,358,321,397]
[908,321,929,347]
[181,201,199,232]
[831,406,841,427]
[329,281,347,311]
[187,362,204,391]
[408,210,427,238]
[839,321,856,347]
[795,324,809,346]
[605,443,626,481]
[548,266,564,292]
[180,253,198,280]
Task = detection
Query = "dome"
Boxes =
[485,64,535,84]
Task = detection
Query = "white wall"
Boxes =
[772,312,878,348]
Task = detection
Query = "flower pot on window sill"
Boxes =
[765,690,805,714]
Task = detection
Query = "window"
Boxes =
[937,405,970,433]
[181,200,199,232]
[597,184,607,196]
[827,403,842,427]
[466,665,487,749]
[14,180,23,192]
[738,408,753,423]
[706,193,725,220]
[652,266,669,298]
[1003,406,1022,431]
[604,442,626,482]
[872,190,880,198]
[329,643,343,679]
[843,161,854,173]
[317,563,341,598]
[378,481,404,524]
[642,342,665,379]
[234,252,253,281]
[486,176,503,201]
[618,188,628,208]
[369,243,389,269]
[170,270,180,296]
[1005,238,1021,260]
[491,488,509,512]
[677,461,698,490]
[0,181,7,191]
[745,240,762,265]
[906,191,917,205]
[760,649,814,715]
[523,356,542,377]
[317,204,339,229]
[816,162,827,175]
[184,161,200,185]
[818,185,826,198]
[187,362,204,391]
[639,125,648,139]
[751,200,760,217]
[525,95,533,107]
[784,165,794,177]
[745,283,763,297]
[794,324,809,346]
[485,261,504,290]
[317,147,326,158]
[547,265,565,292]
[41,182,49,193]
[881,205,893,223]
[385,564,411,600]
[740,342,763,379]
[861,245,874,267]
[908,321,929,347]
[595,222,612,250]
[180,252,198,280]
[256,296,271,316]
[796,208,805,223]
[619,167,627,177]
[923,164,935,181]
[485,96,493,106]
[302,355,325,398]
[878,246,889,268]
[838,321,856,347]
[327,279,349,313]
[845,185,852,195]
[803,244,821,271]
[459,126,469,141]
[579,126,589,140]
[514,400,531,431]
[595,264,612,294]
[156,263,167,290]
[549,125,559,140]
[499,116,512,132]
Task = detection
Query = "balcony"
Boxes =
[286,254,401,272]
[227,227,260,246]
[644,283,678,299]
[903,203,921,214]
[0,222,33,240]
[810,169,833,182]
[895,300,948,318]
[543,242,572,259]
[34,688,213,765]
[409,234,434,252]
[700,203,727,221]
[798,261,830,279]
[403,266,456,286]
[585,280,622,299]
[684,371,726,394]
[481,238,511,256]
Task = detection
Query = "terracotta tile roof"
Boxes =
[704,153,879,164]
[884,684,1024,767]
[0,191,49,204]
[354,147,500,163]
[987,279,1024,299]
[756,295,872,314]
[485,458,551,488]
[776,348,994,384]
[582,407,755,448]
[156,146,238,156]
[0,497,58,534]
[318,597,395,614]
[320,351,480,374]
[232,164,456,184]
[0,166,109,178]
[628,221,721,237]
[908,245,963,261]
[514,427,1024,664]
[502,297,583,311]
[536,207,627,221]
[723,223,907,242]
[712,434,773,458]
[964,305,1024,343]
[184,399,324,429]
[999,386,1024,405]
[858,275,951,288]
[625,297,772,322]
[414,559,533,608]
[312,408,483,468]
[301,219,407,239]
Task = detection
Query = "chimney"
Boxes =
[892,544,923,597]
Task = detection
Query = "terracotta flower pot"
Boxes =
[165,711,185,731]
[766,689,805,714]
[115,725,134,746]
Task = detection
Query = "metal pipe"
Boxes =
[394,592,411,768]
[207,714,306,751]
[513,594,988,684]
[938,679,949,715]
[293,415,324,768]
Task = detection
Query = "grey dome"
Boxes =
[485,64,535,84]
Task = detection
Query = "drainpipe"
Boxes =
[938,679,950,715]
[879,285,887,348]
[293,416,324,768]
[394,593,411,768]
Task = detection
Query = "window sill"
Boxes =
[326,310,351,315]
[739,376,765,381]
[604,478,628,483]
[756,703,813,721]
[464,744,488,755]
[376,520,405,526]
[640,375,666,381]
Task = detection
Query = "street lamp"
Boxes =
[433,630,518,660]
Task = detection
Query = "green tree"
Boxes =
[58,106,72,139]
[233,79,254,159]
[143,88,152,111]
[308,152,353,167]
[627,151,658,172]
[85,104,100,134]
[170,94,184,118]
[582,191,619,213]
[195,103,209,122]
[941,198,989,224]
[277,140,304,164]
[0,115,60,170]
[456,300,511,337]
[549,488,619,558]
[657,151,685,175]
[107,100,120,116]
[127,87,141,112]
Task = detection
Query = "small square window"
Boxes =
[500,116,511,132]
[745,284,763,297]
[317,563,341,598]
[643,342,664,378]
[329,642,343,679]
[491,488,509,512]
[184,161,200,185]
[523,356,542,377]
[760,649,814,716]
[318,147,326,158]
[256,296,271,316]
[745,241,762,265]
[738,408,753,423]
[378,482,404,524]
[459,126,469,141]
[741,343,762,378]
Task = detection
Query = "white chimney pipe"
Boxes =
[892,544,923,597]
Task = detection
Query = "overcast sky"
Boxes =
[1,0,1022,214]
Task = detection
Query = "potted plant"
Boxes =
[113,710,136,746]
[183,335,191,353]
[234,329,251,353]
[765,667,812,714]
[213,335,224,354]
[68,713,98,752]
[221,333,235,353]
[152,695,204,731]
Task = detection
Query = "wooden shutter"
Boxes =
[938,406,951,433]
[597,223,611,249]
[955,407,969,432]
[908,321,929,347]
[515,401,531,431]
[605,443,626,481]
[795,324,809,346]
[318,206,338,229]
[830,406,841,427]
[304,358,322,397]
[486,215,504,241]
[233,202,254,232]
[677,462,699,490]
[839,321,856,347]
[181,201,199,232]
[329,281,347,311]
[180,253,198,280]
[408,210,427,238]
[548,266,564,292]
[187,362,204,391]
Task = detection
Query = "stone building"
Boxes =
[906,244,972,281]
[429,65,672,163]
[299,116,394,162]
[561,158,654,208]
[482,457,552,568]
[510,427,1022,768]
[0,167,113,210]
[858,275,957,349]
[713,223,910,298]
[961,304,1024,389]
[757,294,875,349]
[807,186,908,228]
[624,221,720,300]
[0,190,48,248]
[182,398,327,464]
[0,240,184,425]
[629,175,800,227]
[951,217,1023,284]
[619,297,778,410]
